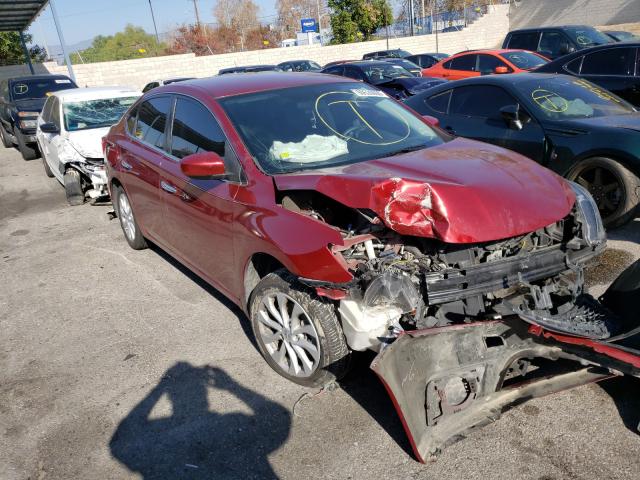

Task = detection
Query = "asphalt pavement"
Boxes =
[2,145,640,480]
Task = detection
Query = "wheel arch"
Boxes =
[565,150,640,179]
[242,252,288,311]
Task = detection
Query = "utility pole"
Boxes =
[49,0,75,82]
[409,0,415,36]
[192,0,202,27]
[148,0,160,54]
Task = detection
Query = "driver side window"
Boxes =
[449,85,519,118]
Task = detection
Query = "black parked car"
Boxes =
[218,65,282,75]
[277,60,322,72]
[502,25,612,60]
[0,74,77,160]
[405,53,450,69]
[382,58,423,76]
[535,42,640,106]
[362,49,411,60]
[604,30,639,42]
[404,73,640,227]
[321,61,446,99]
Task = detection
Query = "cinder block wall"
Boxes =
[0,4,509,90]
[508,0,640,29]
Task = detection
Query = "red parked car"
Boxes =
[104,73,640,461]
[422,49,549,80]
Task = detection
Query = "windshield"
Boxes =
[500,51,548,70]
[11,78,75,100]
[219,82,443,174]
[63,96,138,131]
[392,59,420,70]
[362,64,413,84]
[388,49,411,58]
[565,26,612,47]
[515,77,636,120]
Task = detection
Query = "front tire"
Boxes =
[569,157,640,228]
[0,124,12,148]
[249,270,351,387]
[64,169,85,206]
[114,185,147,250]
[15,130,39,160]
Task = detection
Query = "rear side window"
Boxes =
[135,96,171,149]
[324,66,344,76]
[564,57,583,74]
[581,48,635,75]
[425,90,451,114]
[450,85,516,117]
[449,54,477,71]
[344,66,364,80]
[507,32,540,50]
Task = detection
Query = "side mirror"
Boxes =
[180,151,226,179]
[422,115,440,127]
[40,122,59,134]
[494,66,510,74]
[499,104,523,130]
[559,43,575,55]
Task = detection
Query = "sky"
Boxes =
[28,0,280,48]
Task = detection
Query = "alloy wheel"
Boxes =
[118,193,136,242]
[256,292,321,378]
[575,166,624,220]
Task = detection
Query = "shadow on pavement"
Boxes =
[338,351,414,458]
[148,243,258,350]
[599,376,640,435]
[110,362,290,479]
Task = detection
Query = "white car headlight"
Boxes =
[570,181,606,246]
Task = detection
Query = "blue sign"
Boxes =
[301,18,317,33]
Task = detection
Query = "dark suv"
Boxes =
[362,49,411,60]
[0,74,77,160]
[502,25,612,60]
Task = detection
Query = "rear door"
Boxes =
[441,54,479,80]
[442,84,546,161]
[578,46,639,105]
[158,95,243,294]
[117,96,172,241]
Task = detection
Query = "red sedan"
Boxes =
[422,49,549,80]
[104,73,640,461]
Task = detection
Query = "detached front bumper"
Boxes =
[371,319,640,462]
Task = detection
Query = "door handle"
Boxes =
[121,159,133,171]
[160,181,177,194]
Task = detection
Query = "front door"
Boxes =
[579,46,639,106]
[159,95,242,295]
[442,84,546,162]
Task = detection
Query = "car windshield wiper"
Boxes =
[377,144,429,158]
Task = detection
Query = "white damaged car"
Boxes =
[36,87,140,205]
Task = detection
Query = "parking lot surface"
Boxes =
[2,146,640,480]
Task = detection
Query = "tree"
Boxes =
[70,25,165,63]
[214,0,259,50]
[0,31,47,66]
[328,0,392,44]
[276,0,319,34]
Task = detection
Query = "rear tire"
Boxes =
[569,157,640,228]
[249,270,351,387]
[114,185,147,250]
[15,130,39,160]
[64,169,85,206]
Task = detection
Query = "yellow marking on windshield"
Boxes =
[531,89,568,112]
[314,91,409,146]
[572,78,622,103]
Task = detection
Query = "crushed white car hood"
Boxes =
[66,127,110,158]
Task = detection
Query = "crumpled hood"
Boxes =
[273,138,576,243]
[14,98,45,113]
[66,127,110,158]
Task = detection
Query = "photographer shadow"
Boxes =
[110,362,290,479]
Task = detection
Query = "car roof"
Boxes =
[8,74,72,83]
[52,86,141,102]
[157,72,355,99]
[425,72,567,91]
[452,49,530,56]
[507,25,594,33]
